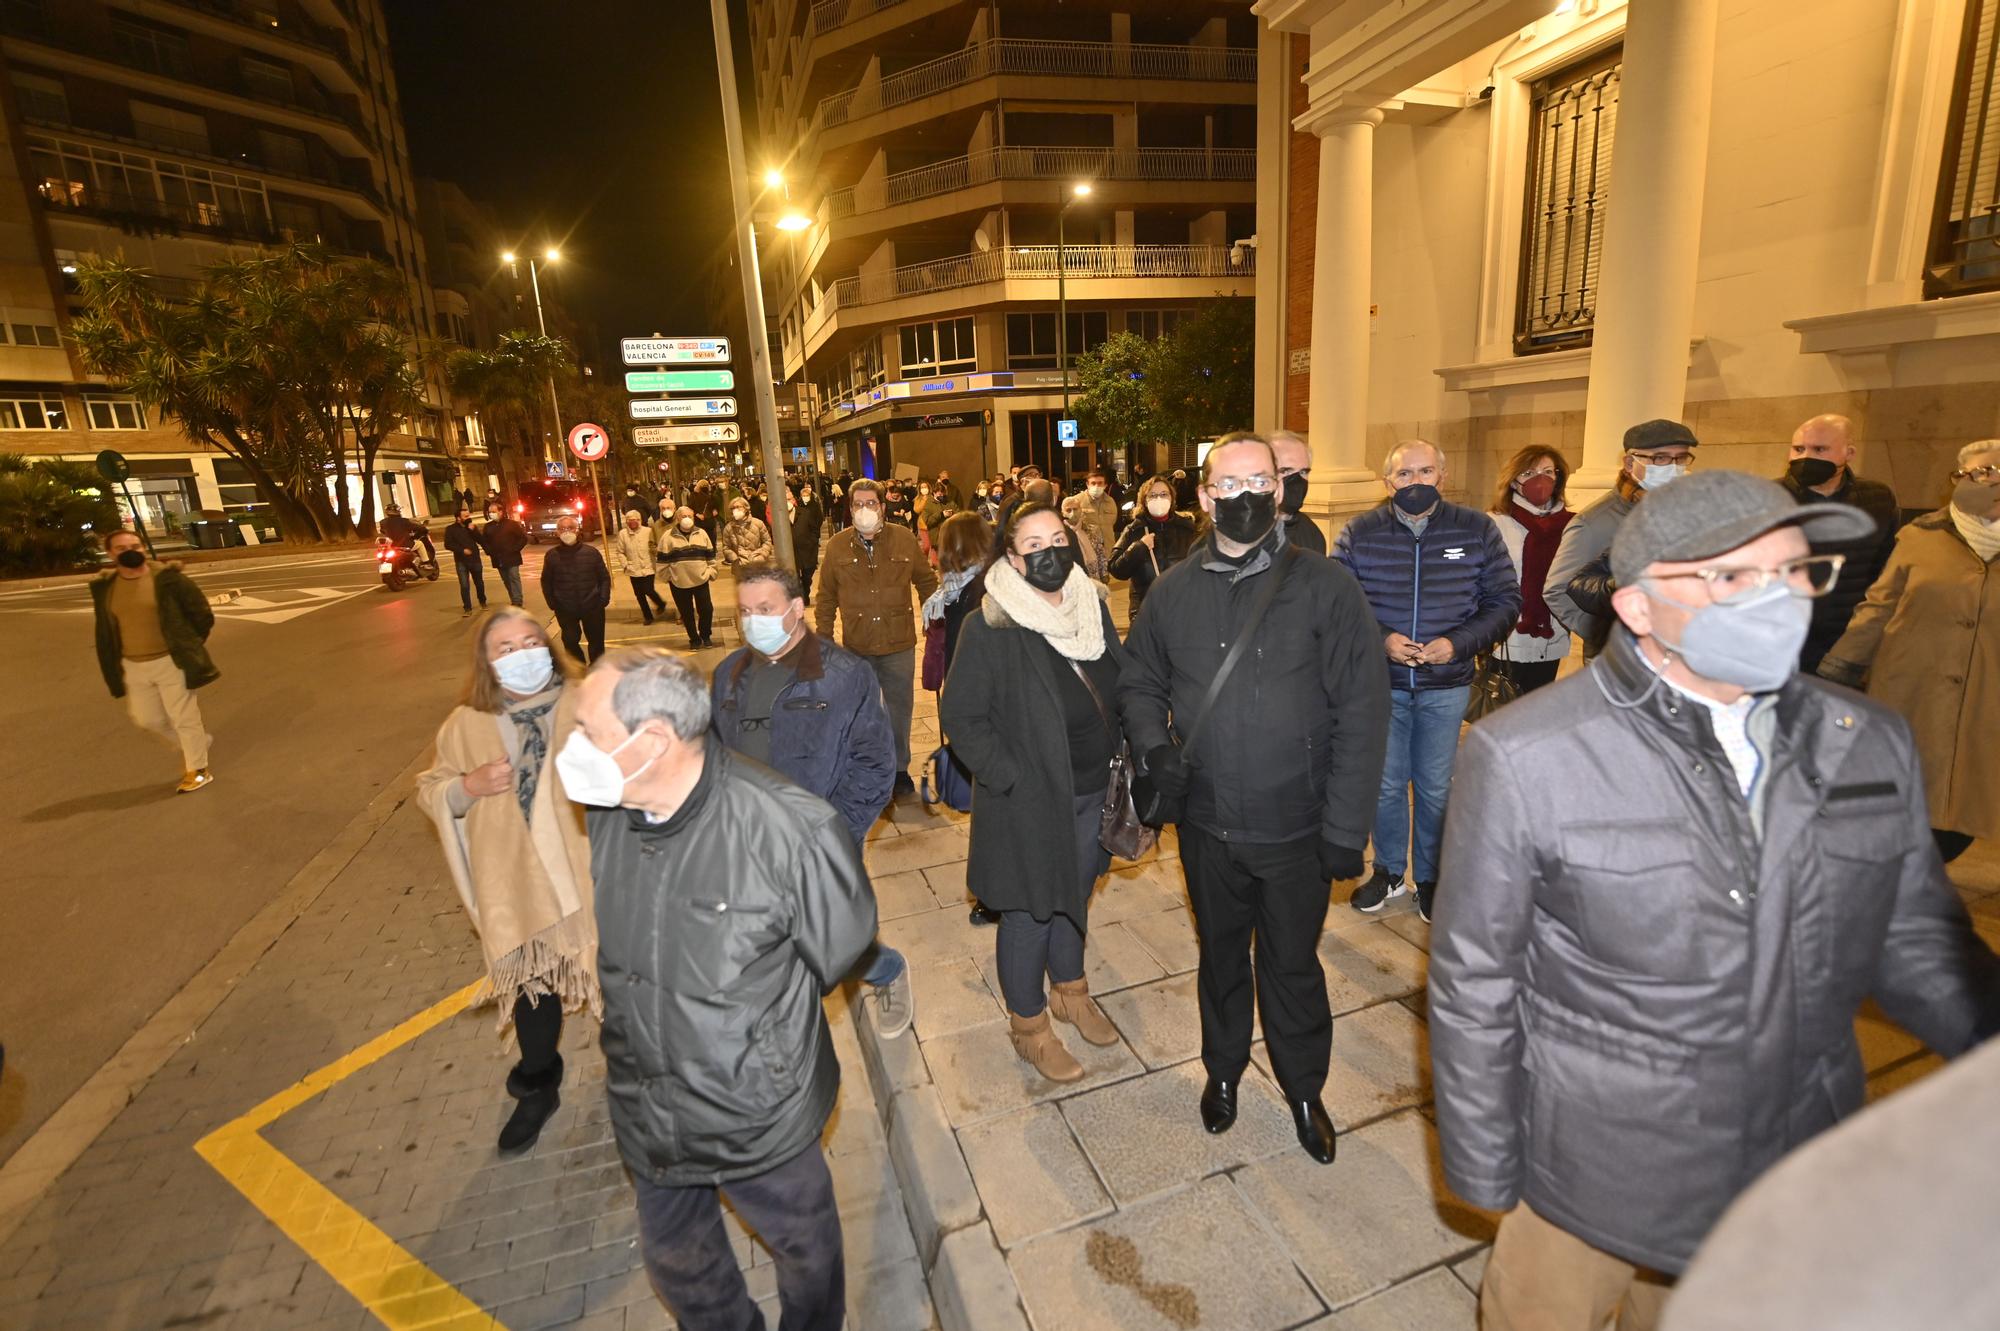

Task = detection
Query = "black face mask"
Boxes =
[1210,490,1277,545]
[1280,472,1309,516]
[1019,544,1075,593]
[115,548,146,569]
[1786,457,1841,489]
[1392,483,1440,516]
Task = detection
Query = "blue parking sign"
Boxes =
[1057,418,1079,443]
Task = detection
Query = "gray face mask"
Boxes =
[1648,583,1808,693]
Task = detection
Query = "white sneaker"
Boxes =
[873,968,914,1040]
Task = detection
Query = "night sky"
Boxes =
[382,1,745,363]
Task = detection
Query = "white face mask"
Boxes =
[731,508,747,521]
[678,516,695,531]
[554,726,661,808]
[1636,461,1688,492]
[853,507,882,534]
[1088,484,1105,497]
[1146,496,1172,517]
[558,531,578,545]
[491,646,553,695]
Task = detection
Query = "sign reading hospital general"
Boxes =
[621,337,730,366]
[566,421,610,462]
[633,423,742,445]
[629,397,737,420]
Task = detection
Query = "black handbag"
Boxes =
[1463,652,1520,724]
[1069,662,1158,861]
[1131,545,1298,826]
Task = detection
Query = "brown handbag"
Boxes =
[1069,660,1159,861]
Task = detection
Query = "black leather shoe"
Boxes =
[1199,1077,1237,1135]
[1291,1098,1336,1164]
[968,903,1001,926]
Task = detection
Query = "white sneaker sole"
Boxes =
[1352,883,1408,914]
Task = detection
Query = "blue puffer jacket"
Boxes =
[711,632,895,847]
[1334,499,1521,692]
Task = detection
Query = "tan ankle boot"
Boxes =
[1008,1009,1084,1083]
[1049,979,1121,1046]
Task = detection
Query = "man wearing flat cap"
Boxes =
[1546,418,1699,655]
[1427,469,2000,1330]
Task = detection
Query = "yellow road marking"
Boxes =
[195,980,504,1330]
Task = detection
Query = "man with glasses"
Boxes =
[1271,430,1328,555]
[816,478,938,799]
[1778,414,1901,672]
[1546,419,1699,656]
[1429,470,2000,1330]
[1121,432,1388,1164]
[1336,440,1519,921]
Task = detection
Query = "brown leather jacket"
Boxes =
[813,523,938,656]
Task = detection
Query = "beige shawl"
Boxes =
[417,687,603,1028]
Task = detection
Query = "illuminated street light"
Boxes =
[763,168,785,190]
[500,250,516,264]
[775,211,811,231]
[1072,182,1093,198]
[544,247,560,262]
[1058,182,1096,420]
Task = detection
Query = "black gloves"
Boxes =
[1133,744,1191,826]
[1142,745,1189,797]
[1319,841,1366,883]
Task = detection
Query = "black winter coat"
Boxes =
[589,741,876,1186]
[480,518,529,569]
[792,498,825,565]
[1120,529,1389,848]
[90,564,217,697]
[443,520,483,564]
[1106,512,1199,614]
[939,584,1125,922]
[540,540,610,613]
[1781,470,1900,671]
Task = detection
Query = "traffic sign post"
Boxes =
[94,448,154,555]
[624,369,734,393]
[567,423,614,563]
[633,423,742,446]
[629,397,737,420]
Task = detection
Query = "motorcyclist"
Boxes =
[380,503,436,563]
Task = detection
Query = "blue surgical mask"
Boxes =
[1638,462,1688,491]
[741,611,794,658]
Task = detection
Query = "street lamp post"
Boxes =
[1057,182,1093,420]
[507,247,609,563]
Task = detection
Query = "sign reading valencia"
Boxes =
[621,337,731,365]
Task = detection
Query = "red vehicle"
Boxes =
[514,479,603,543]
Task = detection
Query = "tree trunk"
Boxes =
[357,431,383,538]
[214,428,325,544]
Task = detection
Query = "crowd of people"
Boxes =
[87,415,1999,1330]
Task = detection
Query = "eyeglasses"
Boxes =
[1515,467,1558,482]
[1629,451,1696,468]
[1206,473,1278,498]
[1645,553,1845,605]
[1951,464,2000,485]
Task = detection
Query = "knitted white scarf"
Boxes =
[982,558,1107,661]
[1951,503,2000,562]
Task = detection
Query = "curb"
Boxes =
[855,1000,1031,1331]
[0,745,433,1249]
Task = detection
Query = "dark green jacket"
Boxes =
[90,563,218,698]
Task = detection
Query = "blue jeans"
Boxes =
[1371,686,1469,884]
[495,564,523,606]
[858,941,905,988]
[453,559,486,609]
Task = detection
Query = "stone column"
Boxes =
[1574,0,1721,494]
[1304,106,1386,517]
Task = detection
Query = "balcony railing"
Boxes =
[813,39,1256,135]
[40,182,282,244]
[25,116,386,208]
[826,145,1257,219]
[826,243,1251,310]
[809,0,906,38]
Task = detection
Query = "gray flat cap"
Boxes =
[1609,470,1877,587]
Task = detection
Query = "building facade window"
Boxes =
[1064,311,1110,362]
[8,71,67,123]
[1125,308,1186,340]
[5,320,60,348]
[110,18,193,79]
[1007,312,1060,368]
[1928,0,2000,296]
[241,57,296,104]
[899,316,975,376]
[85,396,148,430]
[27,136,271,234]
[130,101,211,156]
[1515,49,1620,354]
[0,391,69,430]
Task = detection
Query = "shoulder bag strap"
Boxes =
[1176,544,1298,755]
[1068,657,1117,742]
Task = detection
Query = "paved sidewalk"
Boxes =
[0,757,934,1330]
[857,692,2000,1330]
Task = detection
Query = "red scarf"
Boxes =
[1509,500,1574,637]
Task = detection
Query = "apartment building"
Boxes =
[0,0,461,539]
[750,0,1259,485]
[1256,0,2000,531]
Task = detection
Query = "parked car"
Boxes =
[513,479,603,542]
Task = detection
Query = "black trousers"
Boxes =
[628,574,667,621]
[512,992,562,1079]
[1498,658,1561,694]
[1935,829,1975,865]
[798,559,817,607]
[1180,827,1331,1099]
[554,606,606,664]
[668,581,714,644]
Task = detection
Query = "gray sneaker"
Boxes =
[873,967,915,1039]
[1349,868,1408,914]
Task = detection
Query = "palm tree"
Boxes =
[447,332,574,504]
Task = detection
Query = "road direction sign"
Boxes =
[634,423,742,445]
[567,422,610,461]
[630,397,736,420]
[621,337,730,365]
[1057,418,1079,444]
[624,369,734,393]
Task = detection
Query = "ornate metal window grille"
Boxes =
[1929,0,2000,296]
[1516,51,1621,354]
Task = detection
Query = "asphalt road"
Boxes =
[0,543,731,1164]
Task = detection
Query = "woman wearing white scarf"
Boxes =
[939,503,1130,1084]
[1821,440,2000,862]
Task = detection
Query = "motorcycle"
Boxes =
[375,536,439,591]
